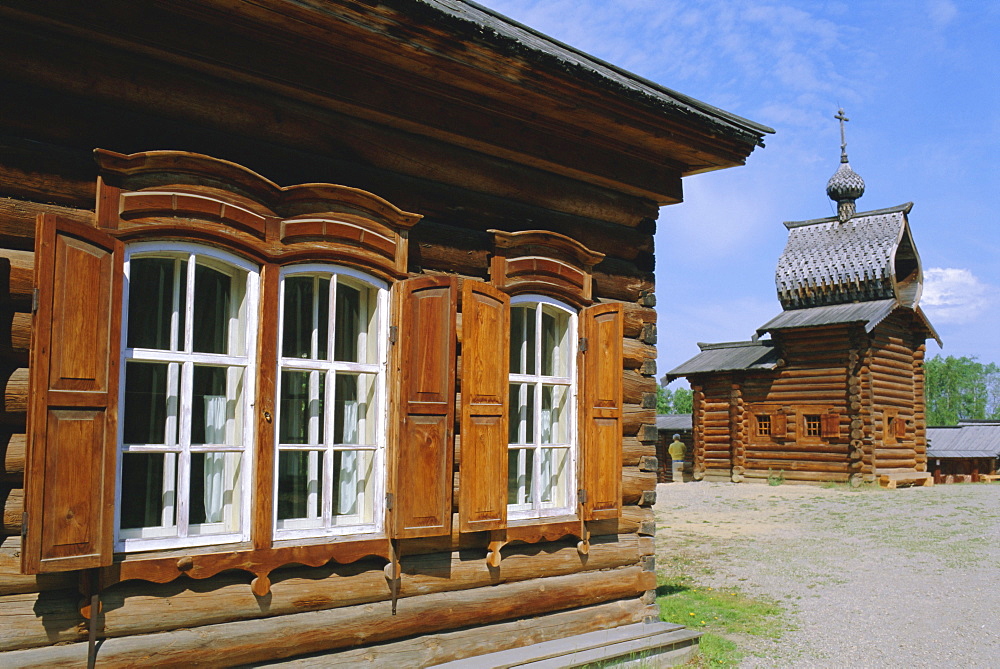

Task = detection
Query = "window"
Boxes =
[756,414,771,437]
[118,244,258,550]
[507,297,577,519]
[804,415,821,437]
[23,153,623,581]
[275,266,388,538]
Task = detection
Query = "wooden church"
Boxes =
[668,111,939,487]
[0,0,771,665]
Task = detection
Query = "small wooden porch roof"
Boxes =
[665,339,780,381]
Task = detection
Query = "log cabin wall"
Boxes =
[867,312,926,476]
[743,326,852,484]
[0,1,773,664]
[691,377,734,481]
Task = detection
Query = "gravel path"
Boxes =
[653,481,1000,668]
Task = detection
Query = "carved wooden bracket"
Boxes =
[488,229,604,307]
[94,149,421,280]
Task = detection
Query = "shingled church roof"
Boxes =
[775,203,923,310]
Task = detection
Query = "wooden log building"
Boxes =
[668,116,939,487]
[0,1,771,665]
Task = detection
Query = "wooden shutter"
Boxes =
[893,416,907,439]
[579,302,622,521]
[771,412,787,439]
[458,281,509,532]
[23,215,122,574]
[389,276,457,539]
[821,413,840,439]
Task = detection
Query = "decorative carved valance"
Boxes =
[488,229,604,307]
[95,149,421,279]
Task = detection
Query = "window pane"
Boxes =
[279,370,325,445]
[277,450,323,523]
[334,373,376,445]
[127,257,183,350]
[539,447,570,506]
[193,262,240,354]
[541,307,570,377]
[510,305,536,374]
[123,361,173,445]
[189,452,243,532]
[332,449,374,522]
[507,448,533,505]
[541,384,569,444]
[283,275,329,360]
[508,383,535,444]
[192,365,241,446]
[120,452,178,532]
[334,279,379,363]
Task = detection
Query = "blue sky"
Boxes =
[483,0,1000,383]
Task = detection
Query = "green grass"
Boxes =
[655,576,787,667]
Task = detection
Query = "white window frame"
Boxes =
[507,294,578,521]
[115,242,259,552]
[273,264,389,541]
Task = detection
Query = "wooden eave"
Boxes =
[0,0,769,206]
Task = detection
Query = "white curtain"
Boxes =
[203,395,227,523]
[337,398,359,515]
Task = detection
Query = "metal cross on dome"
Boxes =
[835,108,850,162]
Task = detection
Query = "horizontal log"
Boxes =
[875,448,917,459]
[743,470,850,483]
[592,266,653,304]
[0,563,652,661]
[622,337,656,370]
[619,505,655,536]
[746,441,850,455]
[3,368,28,414]
[871,388,914,403]
[744,460,850,473]
[622,404,654,436]
[223,598,646,668]
[773,368,845,381]
[622,369,655,406]
[621,304,656,339]
[622,437,654,467]
[0,197,89,251]
[2,432,25,476]
[875,459,917,469]
[6,312,31,362]
[2,486,22,536]
[744,450,848,463]
[622,468,656,505]
[0,249,33,309]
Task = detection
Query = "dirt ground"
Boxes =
[653,480,1000,667]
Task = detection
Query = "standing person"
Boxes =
[668,434,686,483]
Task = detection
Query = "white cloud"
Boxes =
[926,0,958,29]
[921,267,992,324]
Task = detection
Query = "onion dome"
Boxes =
[826,109,865,222]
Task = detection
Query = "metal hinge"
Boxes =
[579,337,588,353]
[578,489,588,504]
[389,326,398,345]
[32,288,39,314]
[385,492,394,511]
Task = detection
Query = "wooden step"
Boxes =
[877,471,933,488]
[431,621,702,668]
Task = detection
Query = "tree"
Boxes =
[656,384,693,414]
[924,355,1000,426]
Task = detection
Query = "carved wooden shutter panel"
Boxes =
[389,276,457,539]
[458,281,509,532]
[771,413,787,439]
[579,303,622,521]
[23,215,122,574]
[821,413,840,439]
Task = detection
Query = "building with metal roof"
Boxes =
[926,421,1000,483]
[668,110,939,487]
